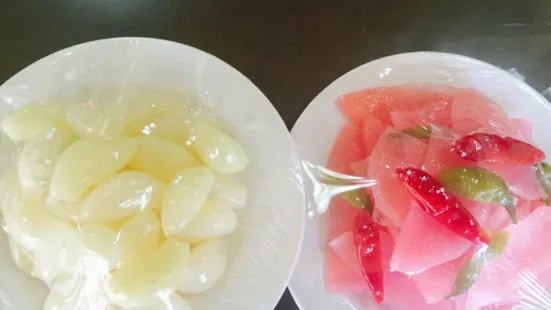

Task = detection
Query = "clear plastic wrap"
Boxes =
[0,38,305,310]
[290,52,551,310]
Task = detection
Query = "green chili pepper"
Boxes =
[402,125,432,139]
[448,232,509,298]
[535,162,551,205]
[438,166,517,224]
[324,176,374,214]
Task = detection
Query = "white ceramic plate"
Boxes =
[0,38,305,310]
[288,52,551,310]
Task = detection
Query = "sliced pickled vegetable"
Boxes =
[118,211,161,265]
[403,125,432,139]
[128,136,199,183]
[8,237,35,276]
[18,128,76,202]
[177,238,227,294]
[193,119,249,174]
[162,166,214,236]
[448,232,509,297]
[175,200,238,243]
[107,239,190,307]
[209,173,247,209]
[80,171,166,223]
[2,103,70,141]
[49,137,137,202]
[438,166,517,223]
[66,224,121,273]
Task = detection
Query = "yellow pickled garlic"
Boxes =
[177,238,227,294]
[174,200,238,243]
[3,202,77,283]
[44,274,110,310]
[128,136,199,183]
[65,90,190,139]
[44,191,89,223]
[144,111,194,147]
[79,171,166,223]
[107,238,190,307]
[3,201,75,252]
[210,173,247,209]
[65,103,123,137]
[49,137,137,202]
[65,224,121,274]
[118,211,161,265]
[192,119,249,174]
[162,166,214,236]
[8,237,35,276]
[18,128,76,203]
[119,90,191,137]
[1,103,70,141]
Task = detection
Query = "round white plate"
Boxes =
[288,52,551,310]
[0,38,305,310]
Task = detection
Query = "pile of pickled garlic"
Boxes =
[0,91,248,310]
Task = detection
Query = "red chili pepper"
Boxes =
[396,167,490,246]
[451,133,545,165]
[353,212,384,304]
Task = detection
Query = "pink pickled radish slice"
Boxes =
[339,85,453,125]
[327,122,366,175]
[368,127,427,224]
[391,204,472,274]
[467,208,551,309]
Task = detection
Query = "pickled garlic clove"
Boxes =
[65,103,125,138]
[18,128,76,203]
[107,238,190,307]
[44,274,110,310]
[120,90,191,137]
[2,103,70,141]
[174,200,238,243]
[210,173,247,209]
[3,202,77,283]
[8,237,35,276]
[177,238,227,294]
[118,211,161,265]
[192,119,249,174]
[162,166,214,236]
[66,224,122,273]
[44,191,88,223]
[49,137,137,202]
[128,136,199,183]
[80,171,166,223]
[3,201,76,253]
[143,111,197,156]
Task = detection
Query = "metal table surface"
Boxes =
[2,1,551,309]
